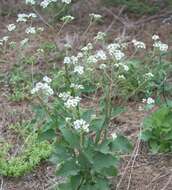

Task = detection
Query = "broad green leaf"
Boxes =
[59,127,80,148]
[94,177,109,190]
[91,117,105,132]
[110,135,133,153]
[56,182,71,190]
[140,130,152,141]
[70,175,82,190]
[101,166,117,177]
[93,152,118,171]
[56,159,79,177]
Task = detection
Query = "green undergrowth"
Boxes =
[103,0,172,15]
[0,122,53,177]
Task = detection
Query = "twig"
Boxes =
[161,174,172,190]
[126,131,141,190]
[116,139,139,190]
[0,177,3,190]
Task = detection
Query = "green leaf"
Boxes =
[56,159,79,177]
[59,127,80,148]
[101,166,117,177]
[140,130,152,141]
[56,182,71,190]
[150,141,159,154]
[94,177,109,190]
[91,117,105,132]
[93,152,118,172]
[110,135,133,153]
[70,175,82,190]
[49,143,73,164]
[38,129,56,141]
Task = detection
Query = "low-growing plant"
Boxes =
[0,122,53,177]
[140,105,172,153]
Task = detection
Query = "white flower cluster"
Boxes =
[61,15,74,22]
[63,56,78,64]
[40,0,71,8]
[153,41,168,52]
[7,24,16,32]
[94,31,106,41]
[152,34,168,52]
[70,83,84,90]
[95,50,107,61]
[16,13,37,22]
[132,39,146,49]
[25,0,36,5]
[0,36,9,45]
[89,13,102,21]
[74,66,84,75]
[59,92,81,109]
[25,26,36,34]
[73,119,89,133]
[107,43,125,61]
[145,72,154,79]
[31,76,54,96]
[20,38,29,47]
[115,62,129,71]
[142,97,155,105]
[81,43,93,52]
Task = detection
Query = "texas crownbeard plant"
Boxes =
[0,0,171,188]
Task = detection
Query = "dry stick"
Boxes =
[161,174,172,190]
[116,140,139,190]
[126,127,141,190]
[0,177,3,190]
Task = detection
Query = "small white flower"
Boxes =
[65,117,71,122]
[61,0,71,4]
[147,97,155,105]
[25,26,36,34]
[95,50,107,60]
[74,66,84,75]
[26,0,36,5]
[59,92,71,101]
[99,64,107,69]
[94,31,106,41]
[152,34,160,41]
[20,38,29,47]
[77,52,83,58]
[73,119,89,133]
[31,81,54,96]
[16,13,28,22]
[153,41,168,52]
[122,64,129,71]
[145,72,154,79]
[118,75,125,79]
[70,83,84,90]
[7,24,16,31]
[2,36,9,42]
[132,39,146,49]
[40,0,55,8]
[89,13,102,21]
[64,96,81,108]
[43,76,52,83]
[28,13,37,18]
[61,15,74,22]
[111,132,117,140]
[64,56,71,64]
